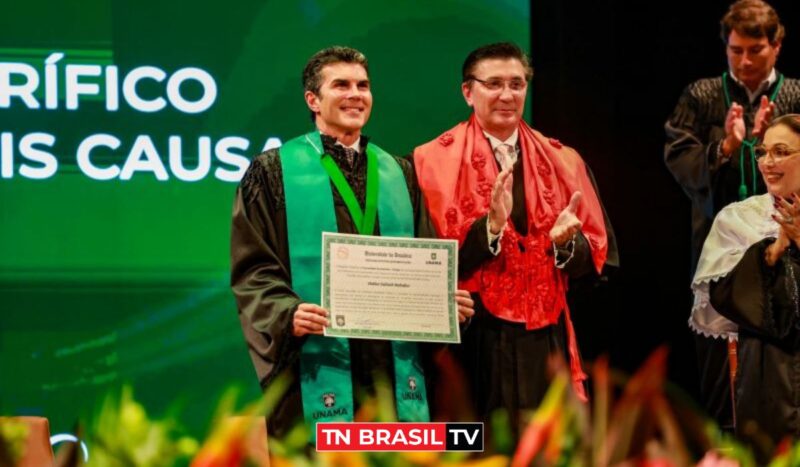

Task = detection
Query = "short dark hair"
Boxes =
[303,46,368,94]
[767,113,800,135]
[302,46,369,122]
[720,0,784,44]
[462,42,534,84]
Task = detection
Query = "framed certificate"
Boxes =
[321,232,459,343]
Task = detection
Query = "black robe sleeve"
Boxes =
[709,239,800,345]
[664,85,725,201]
[230,153,305,388]
[458,215,495,277]
[563,163,619,279]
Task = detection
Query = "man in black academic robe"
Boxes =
[230,47,473,438]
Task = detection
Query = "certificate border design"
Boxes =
[321,232,459,343]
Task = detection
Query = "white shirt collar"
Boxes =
[319,131,361,153]
[335,138,360,153]
[729,68,778,103]
[483,129,519,151]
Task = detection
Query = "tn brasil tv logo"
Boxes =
[316,422,483,452]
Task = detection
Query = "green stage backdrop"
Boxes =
[0,0,529,437]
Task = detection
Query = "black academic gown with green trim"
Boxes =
[230,135,437,437]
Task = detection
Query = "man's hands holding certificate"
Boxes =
[292,290,475,337]
[292,303,330,337]
[454,290,475,324]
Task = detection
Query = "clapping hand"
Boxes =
[549,192,583,247]
[722,103,745,157]
[768,194,800,265]
[488,168,513,235]
[753,95,777,137]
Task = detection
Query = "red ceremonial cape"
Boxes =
[413,115,608,401]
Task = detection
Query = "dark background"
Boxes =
[530,0,800,398]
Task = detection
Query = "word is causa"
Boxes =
[0,132,282,182]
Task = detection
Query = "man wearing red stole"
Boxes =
[414,42,618,438]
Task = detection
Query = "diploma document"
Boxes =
[321,232,459,343]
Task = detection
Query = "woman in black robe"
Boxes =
[697,114,800,460]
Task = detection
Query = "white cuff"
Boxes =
[554,235,576,269]
[487,218,504,256]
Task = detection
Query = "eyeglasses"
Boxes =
[469,76,527,92]
[754,144,800,163]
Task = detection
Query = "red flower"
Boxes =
[477,182,493,198]
[537,161,552,176]
[542,189,555,205]
[438,132,454,146]
[460,198,476,217]
[445,208,459,226]
[471,152,486,169]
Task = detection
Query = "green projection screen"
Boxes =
[0,0,530,437]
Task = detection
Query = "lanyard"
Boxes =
[722,71,784,199]
[319,147,379,235]
[722,71,783,108]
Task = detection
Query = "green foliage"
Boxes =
[0,418,29,465]
[5,350,798,466]
[84,387,198,467]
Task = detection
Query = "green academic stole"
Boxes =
[280,131,430,440]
